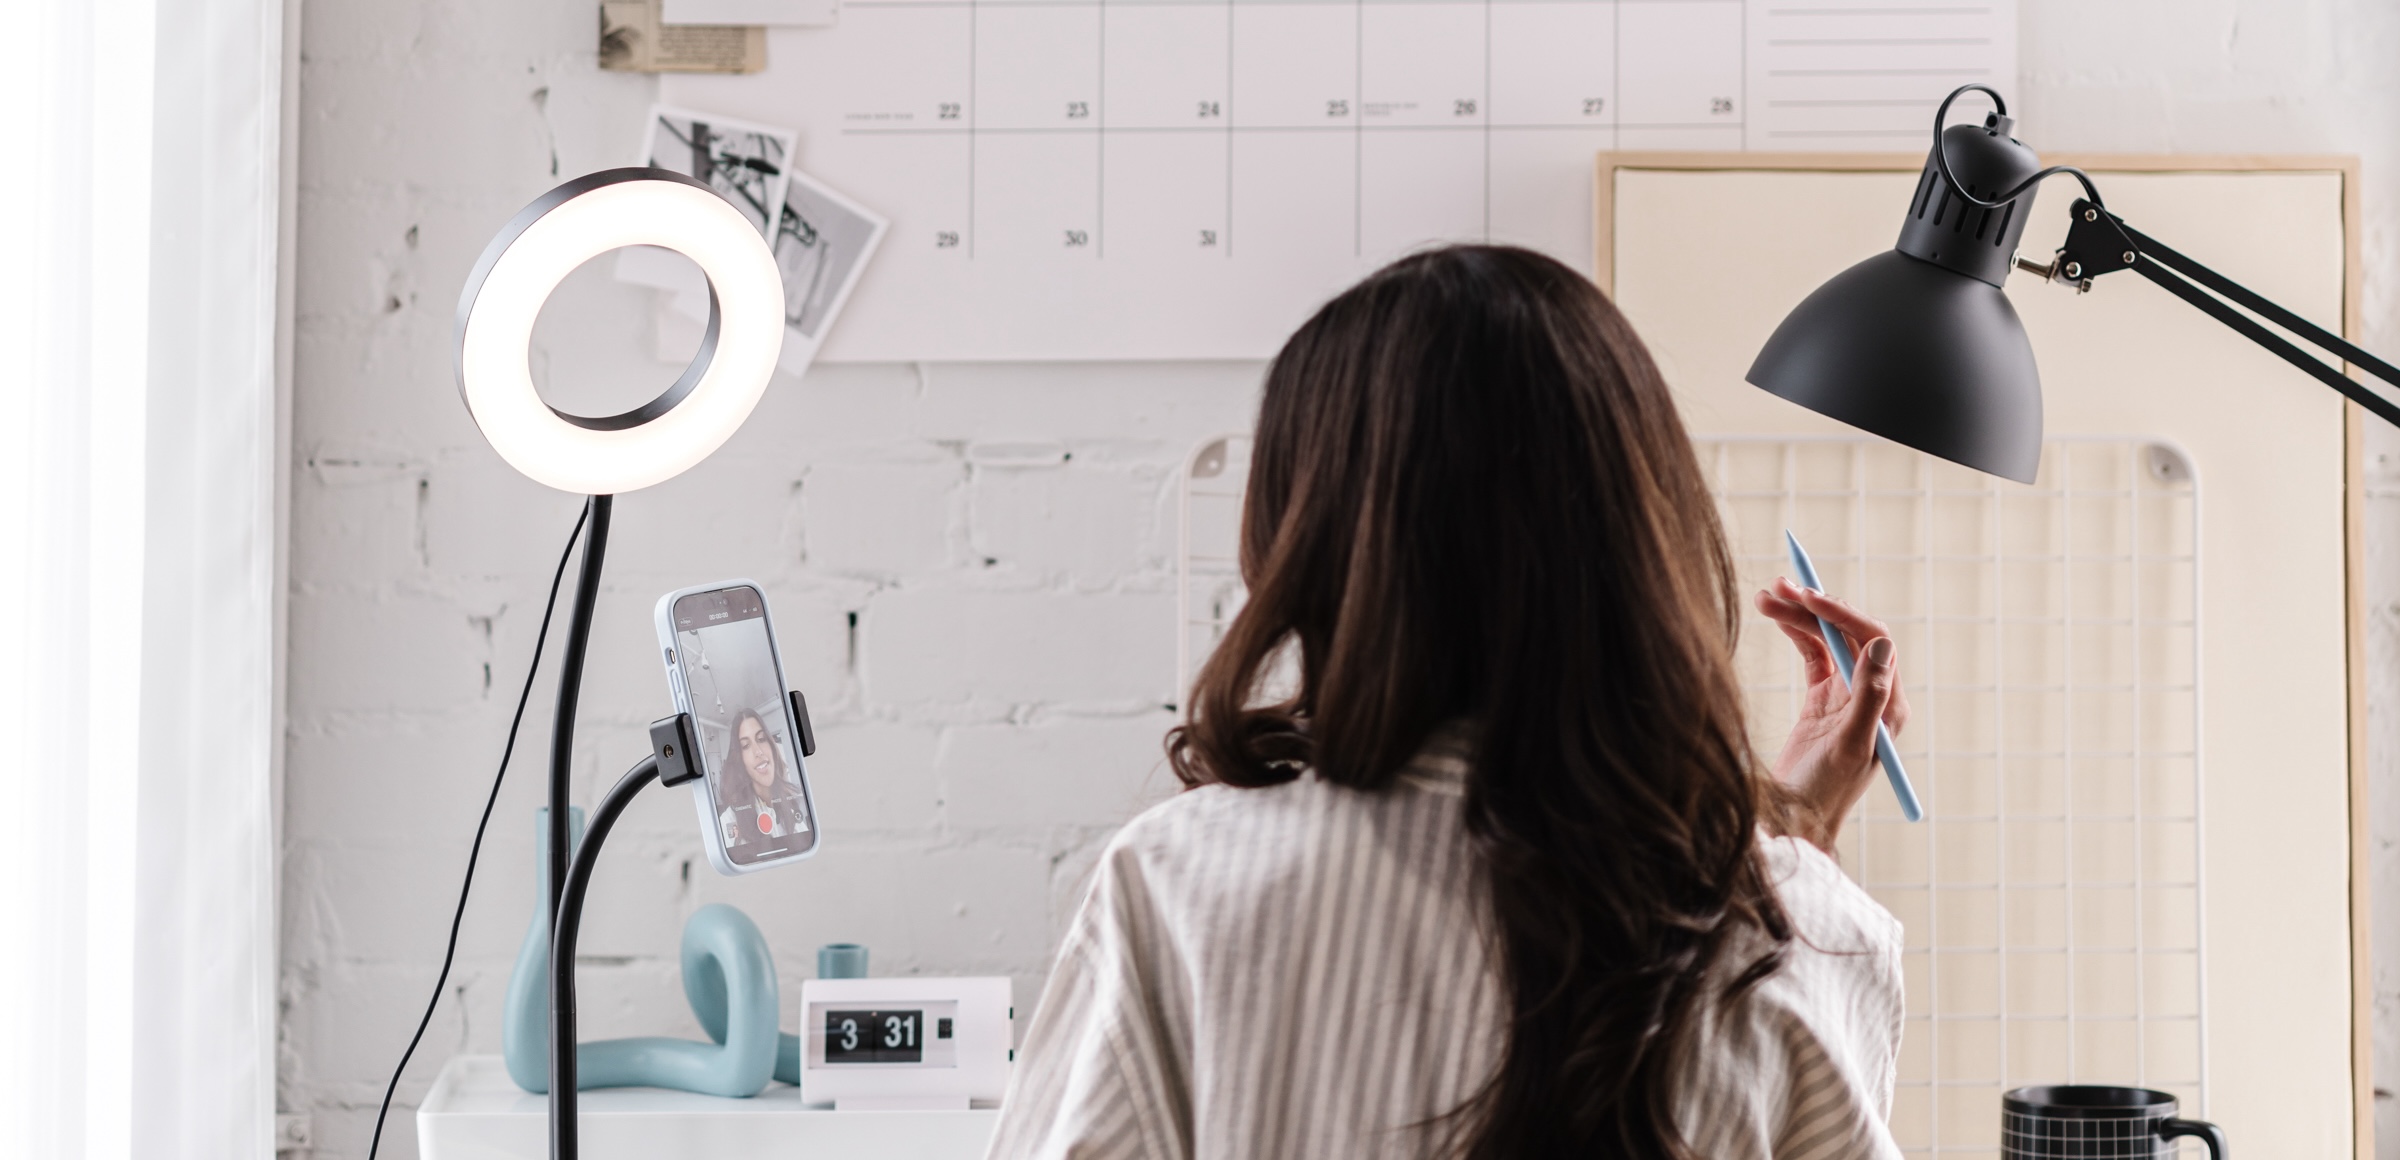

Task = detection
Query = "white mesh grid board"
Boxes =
[1176,434,2205,1157]
[1706,436,2204,1157]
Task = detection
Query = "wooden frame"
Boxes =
[1595,151,2371,1159]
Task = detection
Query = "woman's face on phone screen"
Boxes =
[738,716,777,795]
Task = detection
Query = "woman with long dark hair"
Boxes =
[715,707,811,848]
[986,246,1908,1159]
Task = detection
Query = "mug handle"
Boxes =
[2160,1118,2228,1159]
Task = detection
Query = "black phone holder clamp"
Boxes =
[648,689,817,791]
[548,690,816,1160]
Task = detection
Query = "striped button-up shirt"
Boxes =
[987,731,1905,1159]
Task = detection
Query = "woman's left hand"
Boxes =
[1753,577,1910,850]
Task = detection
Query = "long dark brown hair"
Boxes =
[718,707,789,809]
[1168,245,1797,1158]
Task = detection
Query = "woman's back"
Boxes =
[988,727,1906,1160]
[987,245,1916,1157]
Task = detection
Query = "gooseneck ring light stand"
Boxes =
[455,167,787,1160]
[1748,83,2400,485]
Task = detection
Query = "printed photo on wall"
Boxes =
[615,105,798,292]
[772,168,889,347]
[652,160,889,378]
[642,105,794,234]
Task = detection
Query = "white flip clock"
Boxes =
[798,976,1013,1111]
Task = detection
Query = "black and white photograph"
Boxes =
[774,168,887,342]
[642,106,794,236]
[617,105,806,306]
[649,155,890,377]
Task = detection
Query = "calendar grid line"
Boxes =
[1225,0,1236,255]
[967,0,979,257]
[1482,0,1492,239]
[1097,0,1108,256]
[1767,36,1992,48]
[1736,0,1746,162]
[844,0,1691,6]
[838,121,1761,134]
[1352,0,1363,256]
[1765,66,1996,76]
[1768,127,1944,138]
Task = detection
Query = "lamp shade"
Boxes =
[1746,110,2049,484]
[456,168,785,495]
[1747,250,2042,483]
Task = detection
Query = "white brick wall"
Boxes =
[281,1,2400,1157]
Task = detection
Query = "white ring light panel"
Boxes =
[456,168,786,495]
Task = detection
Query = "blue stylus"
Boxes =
[1784,530,1923,822]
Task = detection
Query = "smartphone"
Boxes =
[655,581,821,875]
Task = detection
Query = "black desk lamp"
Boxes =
[1748,83,2400,483]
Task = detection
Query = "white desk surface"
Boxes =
[417,1056,997,1160]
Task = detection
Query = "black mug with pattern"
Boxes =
[2002,1087,2227,1159]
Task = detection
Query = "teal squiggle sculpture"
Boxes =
[686,944,867,1085]
[503,808,782,1097]
[688,950,875,1087]
[686,951,804,1086]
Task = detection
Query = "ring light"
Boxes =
[444,169,792,1160]
[456,167,785,495]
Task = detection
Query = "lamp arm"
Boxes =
[2052,197,2400,430]
[548,495,612,959]
[549,752,659,1160]
[2124,222,2400,388]
[2128,256,2400,429]
[549,713,706,1160]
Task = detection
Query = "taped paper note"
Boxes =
[600,0,766,74]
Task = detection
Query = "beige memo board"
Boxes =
[1598,154,2365,1159]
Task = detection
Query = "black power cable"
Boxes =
[1926,83,2105,211]
[367,505,590,1160]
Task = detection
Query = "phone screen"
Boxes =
[671,586,816,865]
